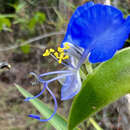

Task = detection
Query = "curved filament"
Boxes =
[46,73,73,83]
[25,72,73,102]
[39,70,72,78]
[24,82,47,102]
[25,71,73,121]
[28,86,58,122]
[51,54,75,69]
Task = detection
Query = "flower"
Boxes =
[24,1,130,121]
[62,1,130,63]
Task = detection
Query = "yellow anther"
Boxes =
[58,59,62,64]
[42,43,70,64]
[63,55,69,60]
[60,52,64,57]
[49,48,55,52]
[57,47,64,53]
[54,52,59,58]
[64,42,70,49]
[56,53,69,64]
[43,49,50,56]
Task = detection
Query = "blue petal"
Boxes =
[88,15,130,63]
[62,3,130,63]
[124,16,130,32]
[61,1,94,47]
[61,71,81,100]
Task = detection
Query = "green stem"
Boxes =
[80,69,87,81]
[89,118,103,130]
[85,60,93,74]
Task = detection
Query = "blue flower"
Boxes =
[24,1,130,122]
[62,1,130,63]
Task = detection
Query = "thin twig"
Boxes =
[0,31,65,52]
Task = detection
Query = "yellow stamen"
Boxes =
[64,42,70,49]
[58,59,62,64]
[43,43,70,64]
[58,47,64,53]
[57,52,68,64]
[49,48,55,52]
[63,55,69,60]
[60,52,64,57]
[54,52,59,58]
[43,49,50,56]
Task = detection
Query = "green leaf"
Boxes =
[15,84,78,130]
[20,44,30,54]
[0,18,11,31]
[0,14,16,18]
[8,2,25,13]
[28,12,46,31]
[68,48,130,130]
[34,12,46,24]
[28,18,36,30]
